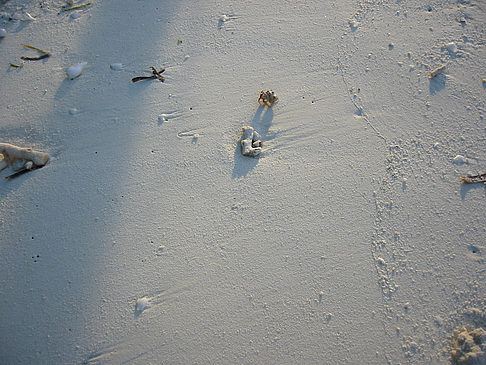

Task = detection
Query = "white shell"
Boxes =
[135,297,150,313]
[0,28,6,38]
[110,63,123,71]
[446,42,458,53]
[67,62,87,79]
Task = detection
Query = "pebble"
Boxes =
[71,11,80,19]
[0,28,6,38]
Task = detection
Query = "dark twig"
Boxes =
[21,44,51,61]
[461,173,486,184]
[61,2,92,12]
[132,67,165,83]
[4,166,39,180]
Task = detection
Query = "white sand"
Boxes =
[0,0,485,363]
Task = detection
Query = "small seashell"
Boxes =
[453,155,469,165]
[135,297,150,313]
[446,42,457,53]
[70,11,80,19]
[0,28,6,38]
[110,63,123,71]
[67,62,87,79]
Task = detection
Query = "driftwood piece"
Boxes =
[0,143,49,172]
[240,126,262,157]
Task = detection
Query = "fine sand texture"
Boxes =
[1,0,485,364]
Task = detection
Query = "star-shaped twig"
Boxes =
[132,67,165,83]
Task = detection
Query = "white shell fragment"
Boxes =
[240,126,262,157]
[67,62,87,79]
[453,155,469,165]
[110,63,123,71]
[429,65,446,78]
[0,28,6,38]
[22,12,36,21]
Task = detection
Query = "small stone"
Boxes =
[0,28,6,38]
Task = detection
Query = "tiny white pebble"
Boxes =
[71,11,80,19]
[377,257,386,265]
[110,63,123,71]
[0,28,6,38]
[184,55,190,61]
[69,108,78,115]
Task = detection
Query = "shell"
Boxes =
[0,28,6,38]
[67,62,87,79]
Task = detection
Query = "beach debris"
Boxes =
[349,19,359,31]
[453,154,469,165]
[7,11,36,21]
[21,44,51,61]
[450,327,486,365]
[461,173,486,184]
[0,143,49,178]
[258,90,278,107]
[132,67,165,83]
[70,11,80,19]
[67,62,87,79]
[110,63,123,71]
[23,12,36,21]
[0,28,6,38]
[429,65,446,78]
[61,2,92,12]
[240,126,262,157]
[177,38,183,44]
[9,63,23,68]
[135,297,150,313]
[446,42,458,54]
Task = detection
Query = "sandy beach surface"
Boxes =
[1,0,485,364]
